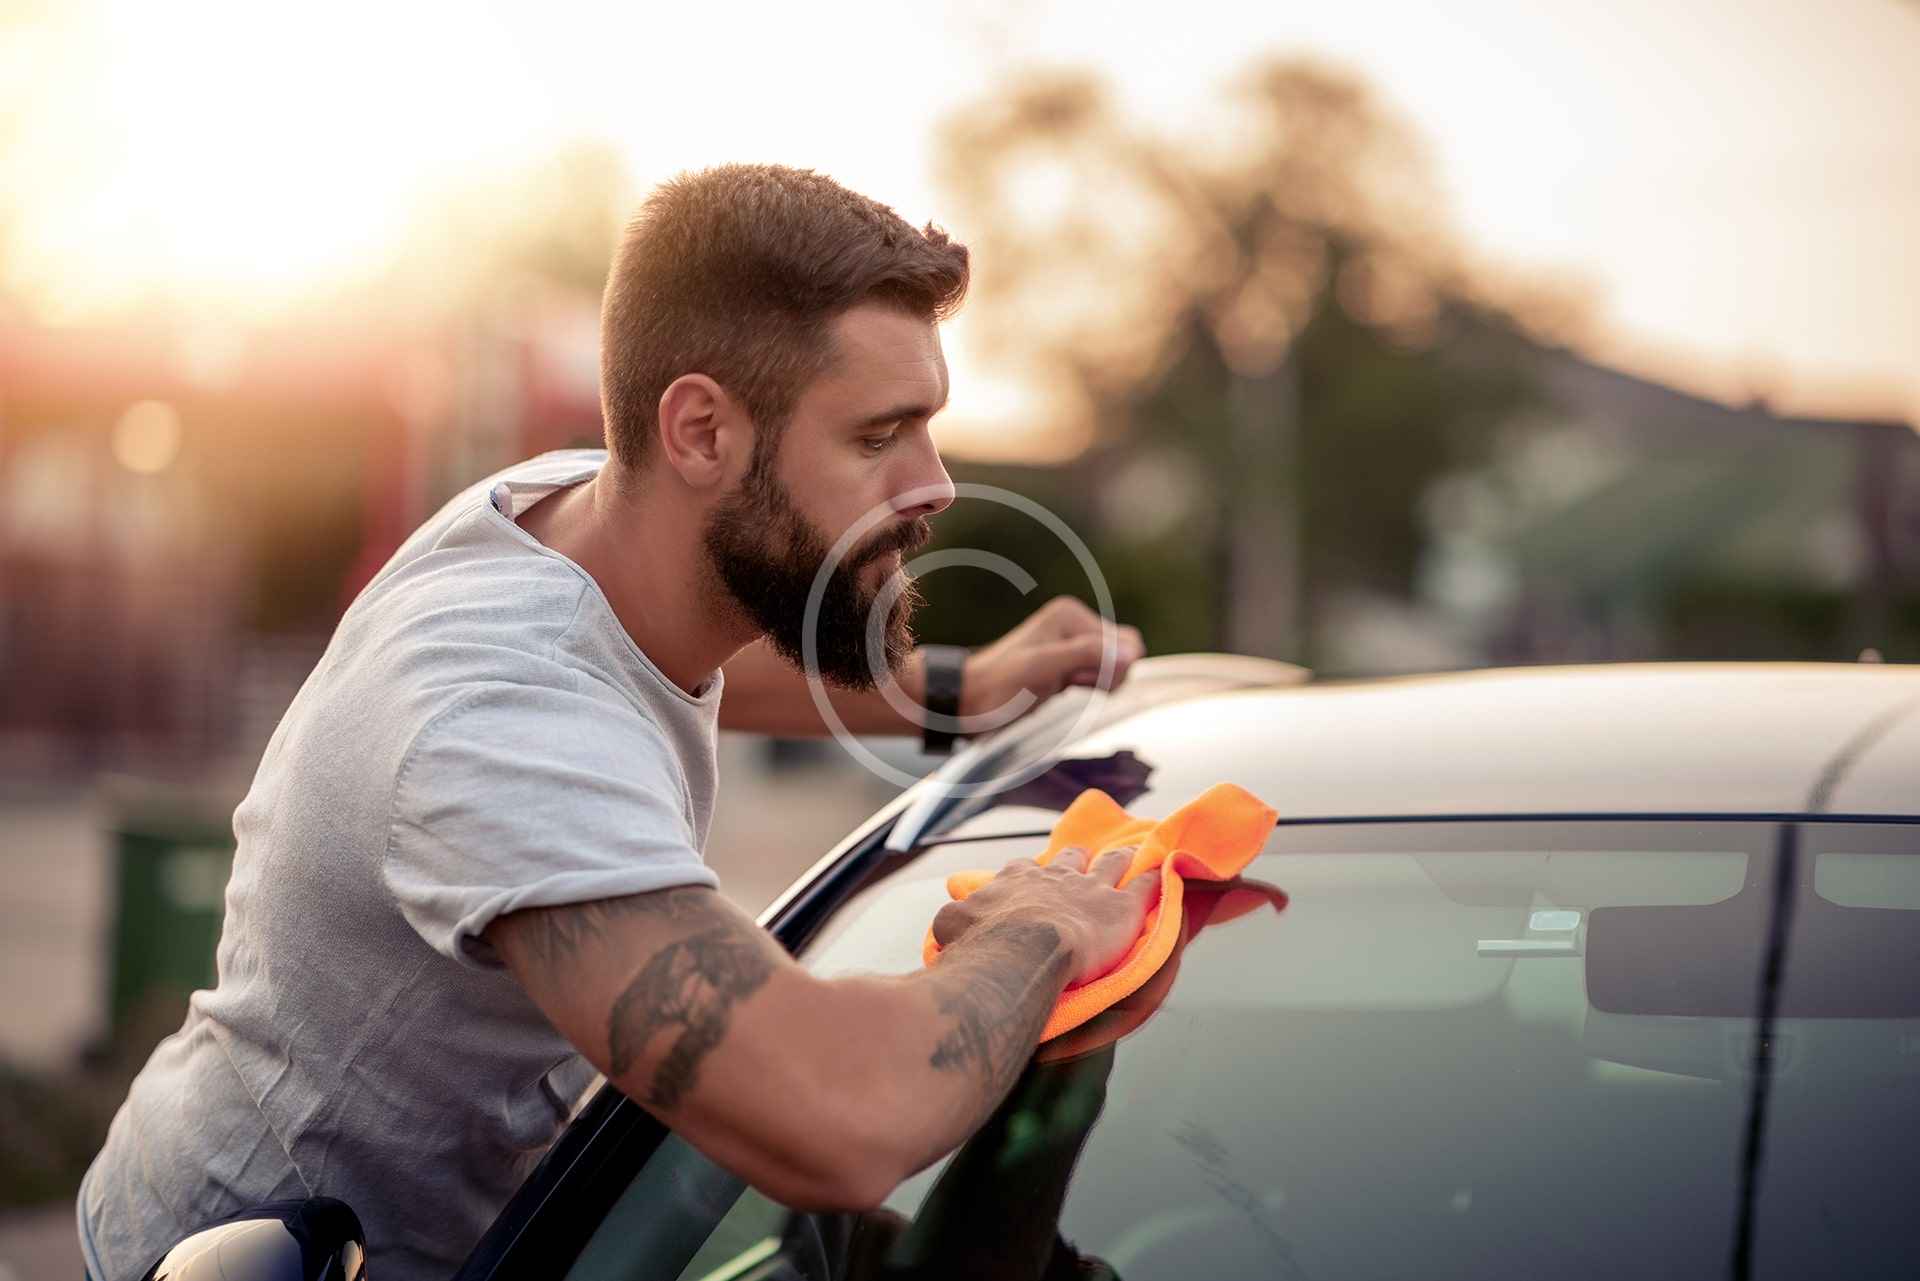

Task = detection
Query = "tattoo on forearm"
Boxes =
[927,919,1072,1104]
[606,922,776,1110]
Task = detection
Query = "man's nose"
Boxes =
[893,436,955,519]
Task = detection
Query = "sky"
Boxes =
[3,0,1916,457]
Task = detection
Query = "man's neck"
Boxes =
[515,471,751,696]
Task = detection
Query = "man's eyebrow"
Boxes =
[851,396,949,431]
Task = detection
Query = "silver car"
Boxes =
[147,657,1920,1281]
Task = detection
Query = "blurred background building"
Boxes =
[2,0,1917,1270]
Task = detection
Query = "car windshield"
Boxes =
[568,818,1920,1281]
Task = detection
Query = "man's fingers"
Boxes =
[1089,847,1136,886]
[1032,634,1105,678]
[931,901,973,947]
[1051,846,1091,873]
[1127,870,1163,908]
[1039,594,1100,639]
[1030,632,1140,694]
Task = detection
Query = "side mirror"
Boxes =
[141,1197,366,1281]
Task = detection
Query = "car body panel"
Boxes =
[884,653,1309,853]
[1826,693,1920,813]
[924,664,1920,847]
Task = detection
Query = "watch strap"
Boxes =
[919,644,969,755]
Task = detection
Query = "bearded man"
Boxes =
[78,164,1154,1281]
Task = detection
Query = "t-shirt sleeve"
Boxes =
[383,681,720,968]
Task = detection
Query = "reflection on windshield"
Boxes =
[668,820,1918,1281]
[671,1051,1121,1281]
[1589,845,1920,1020]
[809,1049,1121,1281]
[992,751,1157,816]
[896,750,1161,851]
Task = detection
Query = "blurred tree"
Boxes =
[930,60,1550,669]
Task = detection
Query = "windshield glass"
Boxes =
[579,819,1920,1281]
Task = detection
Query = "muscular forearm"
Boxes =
[718,639,926,736]
[493,885,1080,1214]
[814,913,1076,1192]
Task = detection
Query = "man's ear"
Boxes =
[655,374,753,489]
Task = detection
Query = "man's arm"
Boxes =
[486,848,1153,1211]
[717,638,933,737]
[716,597,1146,737]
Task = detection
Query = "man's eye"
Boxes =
[861,435,895,454]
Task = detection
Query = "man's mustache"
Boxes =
[852,517,932,569]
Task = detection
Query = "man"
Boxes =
[79,164,1154,1280]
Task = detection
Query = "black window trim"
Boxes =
[915,810,1920,850]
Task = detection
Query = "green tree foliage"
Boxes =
[927,60,1549,668]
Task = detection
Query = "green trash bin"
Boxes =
[109,814,235,1033]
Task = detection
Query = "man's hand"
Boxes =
[960,596,1146,724]
[930,846,1158,988]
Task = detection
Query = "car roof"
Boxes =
[934,662,1920,839]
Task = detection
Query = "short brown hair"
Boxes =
[600,164,970,468]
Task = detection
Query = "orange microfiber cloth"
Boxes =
[921,782,1279,1042]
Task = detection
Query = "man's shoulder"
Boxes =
[295,447,690,769]
[477,448,608,515]
[364,448,607,588]
[352,453,609,638]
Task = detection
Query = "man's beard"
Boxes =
[703,456,930,690]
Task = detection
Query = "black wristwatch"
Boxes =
[919,644,969,755]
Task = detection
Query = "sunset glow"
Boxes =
[4,0,1915,454]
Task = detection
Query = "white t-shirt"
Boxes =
[79,450,724,1281]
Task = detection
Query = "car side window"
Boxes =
[664,1185,811,1281]
[560,1133,830,1281]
